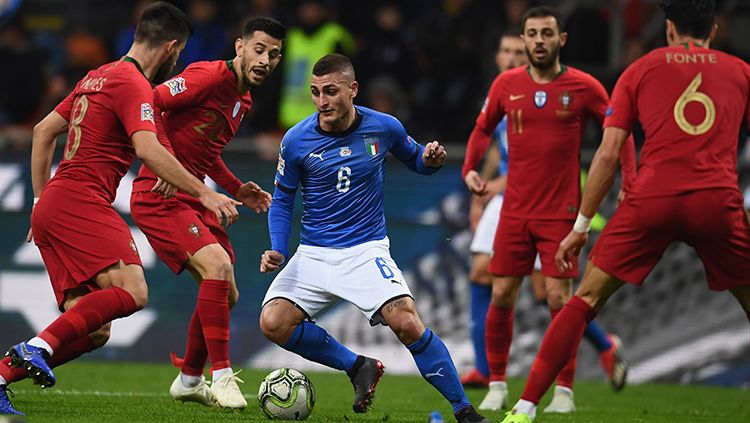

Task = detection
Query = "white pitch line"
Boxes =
[13,389,257,399]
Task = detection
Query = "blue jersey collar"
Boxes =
[315,111,363,137]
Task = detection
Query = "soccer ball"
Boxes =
[258,368,315,420]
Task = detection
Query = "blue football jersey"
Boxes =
[273,106,423,248]
[493,117,509,177]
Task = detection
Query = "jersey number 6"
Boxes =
[673,72,715,136]
[336,166,351,193]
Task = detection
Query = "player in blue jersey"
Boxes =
[259,54,490,423]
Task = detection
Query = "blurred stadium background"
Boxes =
[1,0,750,391]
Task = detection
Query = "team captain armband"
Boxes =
[573,213,592,233]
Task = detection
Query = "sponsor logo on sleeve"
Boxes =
[164,77,187,96]
[605,106,614,117]
[277,154,286,175]
[232,100,241,119]
[140,103,154,122]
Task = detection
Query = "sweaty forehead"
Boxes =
[311,72,350,88]
[246,31,283,50]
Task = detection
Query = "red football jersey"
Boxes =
[50,58,157,203]
[605,44,750,197]
[132,60,252,193]
[469,65,626,219]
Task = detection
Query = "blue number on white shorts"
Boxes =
[374,257,395,279]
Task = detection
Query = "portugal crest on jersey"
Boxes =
[364,136,379,156]
[559,92,572,109]
[534,90,547,108]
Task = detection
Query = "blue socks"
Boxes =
[281,321,358,372]
[583,320,612,353]
[407,328,470,414]
[469,282,491,377]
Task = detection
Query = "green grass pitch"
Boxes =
[6,361,749,422]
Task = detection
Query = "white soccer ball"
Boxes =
[258,368,315,420]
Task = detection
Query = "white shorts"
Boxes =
[262,237,412,325]
[470,194,542,270]
[470,195,503,255]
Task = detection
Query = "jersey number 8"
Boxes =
[66,95,89,160]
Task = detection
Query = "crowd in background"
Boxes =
[1,0,749,160]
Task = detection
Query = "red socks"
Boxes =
[521,296,595,404]
[485,305,514,382]
[1,335,97,384]
[180,309,208,376]
[39,286,137,351]
[550,308,578,389]
[196,279,231,371]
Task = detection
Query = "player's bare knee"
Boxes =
[127,283,149,309]
[90,323,112,348]
[545,291,567,309]
[490,285,518,308]
[260,302,302,344]
[469,265,491,284]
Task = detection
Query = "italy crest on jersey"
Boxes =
[534,90,547,108]
[364,136,379,156]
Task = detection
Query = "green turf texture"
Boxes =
[5,361,748,422]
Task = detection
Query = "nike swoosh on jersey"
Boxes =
[510,94,525,101]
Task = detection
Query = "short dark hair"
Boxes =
[134,2,193,47]
[500,27,523,40]
[522,6,565,33]
[660,0,715,39]
[243,16,287,43]
[312,54,356,79]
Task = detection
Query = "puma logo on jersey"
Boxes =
[425,368,444,379]
[510,94,525,101]
[309,151,325,161]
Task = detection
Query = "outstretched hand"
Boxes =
[260,250,285,273]
[237,181,272,213]
[555,230,589,272]
[423,141,447,167]
[199,191,242,228]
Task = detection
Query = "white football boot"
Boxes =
[543,386,575,413]
[478,380,509,411]
[169,373,215,406]
[210,370,247,409]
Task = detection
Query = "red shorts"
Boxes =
[32,185,141,309]
[489,214,577,278]
[591,188,750,290]
[130,190,234,274]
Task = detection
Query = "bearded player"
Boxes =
[462,6,636,414]
[130,17,286,409]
